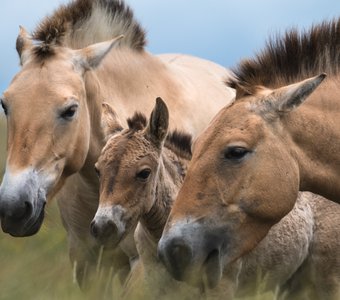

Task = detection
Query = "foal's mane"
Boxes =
[19,0,146,60]
[126,112,192,159]
[227,18,340,93]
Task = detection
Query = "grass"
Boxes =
[0,204,84,300]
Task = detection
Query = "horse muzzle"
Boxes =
[158,220,225,289]
[90,204,127,247]
[0,168,47,237]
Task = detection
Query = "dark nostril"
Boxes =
[10,201,32,220]
[161,239,193,281]
[171,242,192,268]
[90,218,119,244]
[90,220,98,238]
[24,201,32,216]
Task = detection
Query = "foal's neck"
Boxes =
[284,78,340,202]
[141,148,187,241]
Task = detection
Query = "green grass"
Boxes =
[0,204,84,300]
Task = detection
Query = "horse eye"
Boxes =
[136,168,151,181]
[60,104,78,120]
[224,147,250,161]
[1,99,8,116]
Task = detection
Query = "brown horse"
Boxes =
[95,99,339,299]
[158,18,340,294]
[0,0,234,287]
[93,98,200,299]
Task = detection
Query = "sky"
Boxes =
[0,0,339,94]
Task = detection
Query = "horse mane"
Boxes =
[165,130,192,160]
[125,112,192,159]
[127,112,147,132]
[23,0,146,60]
[227,18,340,93]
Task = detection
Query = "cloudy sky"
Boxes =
[0,0,339,93]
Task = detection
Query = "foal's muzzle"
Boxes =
[90,217,121,247]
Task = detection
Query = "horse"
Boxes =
[0,0,234,288]
[158,18,340,296]
[92,98,200,299]
[94,98,340,299]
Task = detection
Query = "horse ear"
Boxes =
[147,97,169,146]
[73,35,123,73]
[262,73,326,115]
[16,26,33,66]
[101,102,123,140]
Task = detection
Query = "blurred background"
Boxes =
[0,0,339,299]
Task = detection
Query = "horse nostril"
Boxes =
[90,220,99,238]
[90,218,119,245]
[160,238,193,281]
[24,201,32,216]
[10,200,33,220]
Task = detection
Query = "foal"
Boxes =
[92,98,199,298]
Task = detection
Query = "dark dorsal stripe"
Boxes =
[227,18,340,92]
[26,0,146,60]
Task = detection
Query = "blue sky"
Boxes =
[0,0,339,93]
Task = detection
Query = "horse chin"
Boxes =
[202,249,223,289]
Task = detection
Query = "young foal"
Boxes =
[92,98,199,299]
[159,18,340,291]
[94,98,340,299]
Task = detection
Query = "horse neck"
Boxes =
[283,77,340,201]
[81,71,106,177]
[141,148,188,242]
[94,48,178,120]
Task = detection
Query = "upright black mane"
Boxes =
[19,0,146,60]
[127,112,147,132]
[227,18,340,92]
[165,130,192,159]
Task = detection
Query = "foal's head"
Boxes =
[91,98,170,246]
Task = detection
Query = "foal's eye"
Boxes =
[224,147,250,161]
[60,104,78,120]
[136,168,151,181]
[1,99,8,116]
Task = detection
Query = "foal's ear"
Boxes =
[73,35,123,73]
[16,26,33,66]
[101,102,123,140]
[262,73,326,116]
[147,97,169,146]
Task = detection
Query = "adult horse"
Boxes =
[0,0,234,286]
[159,18,340,290]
